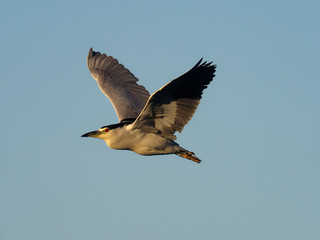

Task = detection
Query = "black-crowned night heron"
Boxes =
[82,48,216,163]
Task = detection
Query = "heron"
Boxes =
[82,48,216,163]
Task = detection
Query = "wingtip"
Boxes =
[194,58,203,68]
[87,48,102,65]
[88,47,101,57]
[88,48,94,60]
[193,57,216,69]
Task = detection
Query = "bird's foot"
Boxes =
[177,151,202,164]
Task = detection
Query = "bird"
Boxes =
[81,48,216,163]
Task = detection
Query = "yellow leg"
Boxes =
[177,151,202,164]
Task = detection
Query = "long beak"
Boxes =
[81,130,101,138]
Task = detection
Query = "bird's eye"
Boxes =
[105,128,109,132]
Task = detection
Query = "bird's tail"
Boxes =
[176,148,201,164]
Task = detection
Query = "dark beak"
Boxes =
[81,130,100,138]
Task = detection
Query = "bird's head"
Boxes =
[81,122,128,140]
[81,127,110,139]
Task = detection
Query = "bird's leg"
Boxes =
[176,151,202,164]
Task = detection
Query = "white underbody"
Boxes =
[103,124,182,155]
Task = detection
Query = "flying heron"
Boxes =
[82,48,216,163]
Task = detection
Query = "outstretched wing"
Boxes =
[132,59,216,140]
[87,48,150,122]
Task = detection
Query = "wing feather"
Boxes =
[87,48,150,121]
[132,59,216,139]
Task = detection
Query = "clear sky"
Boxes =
[1,0,319,239]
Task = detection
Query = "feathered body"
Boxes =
[104,125,181,155]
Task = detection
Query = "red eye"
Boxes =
[105,128,109,132]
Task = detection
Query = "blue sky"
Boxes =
[1,0,319,239]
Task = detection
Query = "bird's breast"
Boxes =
[104,127,178,155]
